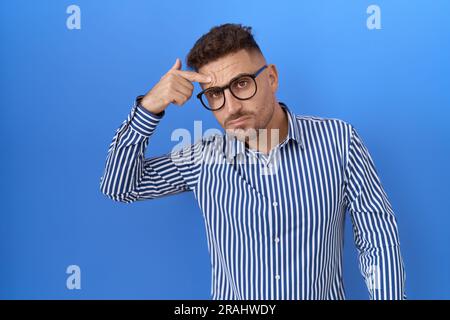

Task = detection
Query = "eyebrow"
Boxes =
[204,72,252,90]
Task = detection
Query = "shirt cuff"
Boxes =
[129,99,165,136]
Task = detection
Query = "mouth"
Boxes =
[227,115,250,127]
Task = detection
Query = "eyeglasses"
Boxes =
[196,65,268,111]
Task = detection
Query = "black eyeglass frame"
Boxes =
[196,64,268,111]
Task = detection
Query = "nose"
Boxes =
[223,88,243,115]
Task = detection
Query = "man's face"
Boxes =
[198,49,279,141]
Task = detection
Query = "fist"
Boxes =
[140,58,212,114]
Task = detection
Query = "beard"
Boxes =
[226,126,258,143]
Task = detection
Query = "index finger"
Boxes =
[175,70,212,84]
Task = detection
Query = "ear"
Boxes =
[267,64,279,93]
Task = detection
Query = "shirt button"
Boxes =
[272,201,278,207]
[275,275,280,280]
[274,237,280,243]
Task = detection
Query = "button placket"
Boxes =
[271,198,281,292]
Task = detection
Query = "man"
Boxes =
[100,24,406,300]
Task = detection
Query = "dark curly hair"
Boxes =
[186,23,263,71]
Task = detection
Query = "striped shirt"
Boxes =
[100,98,406,300]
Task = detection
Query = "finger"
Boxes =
[172,85,192,101]
[164,72,194,92]
[170,58,181,71]
[174,74,194,92]
[175,70,212,83]
[170,91,189,106]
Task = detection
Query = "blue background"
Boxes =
[1,0,449,299]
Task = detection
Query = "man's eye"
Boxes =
[237,80,248,88]
[207,90,222,99]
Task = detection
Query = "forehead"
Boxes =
[199,49,261,89]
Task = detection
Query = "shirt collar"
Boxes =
[224,102,305,160]
[281,102,304,148]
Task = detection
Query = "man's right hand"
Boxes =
[139,58,212,115]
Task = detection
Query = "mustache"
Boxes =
[226,113,252,124]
